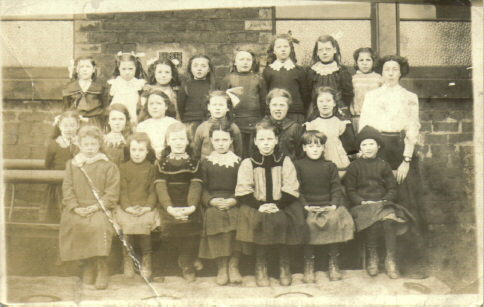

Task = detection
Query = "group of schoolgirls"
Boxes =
[43,33,418,290]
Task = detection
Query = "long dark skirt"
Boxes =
[39,184,62,223]
[306,206,355,245]
[236,201,308,250]
[199,206,241,259]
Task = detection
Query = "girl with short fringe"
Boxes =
[235,119,307,287]
[62,56,107,128]
[154,122,203,282]
[294,130,354,283]
[60,125,120,290]
[307,35,354,120]
[262,34,310,123]
[351,47,382,132]
[140,57,182,121]
[106,52,147,124]
[178,54,216,138]
[199,121,243,286]
[102,103,132,166]
[219,48,267,157]
[192,90,243,160]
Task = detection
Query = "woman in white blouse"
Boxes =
[359,55,427,279]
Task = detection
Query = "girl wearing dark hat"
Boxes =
[344,125,416,279]
[358,55,427,279]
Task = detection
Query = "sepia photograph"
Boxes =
[0,0,482,306]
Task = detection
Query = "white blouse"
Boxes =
[136,117,179,155]
[359,84,420,157]
[108,76,146,122]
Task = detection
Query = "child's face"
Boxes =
[155,64,172,85]
[211,130,232,154]
[357,52,374,74]
[167,130,189,154]
[234,51,253,73]
[273,38,291,61]
[269,97,289,121]
[317,92,336,117]
[119,60,136,81]
[382,60,401,86]
[317,41,337,63]
[191,58,210,80]
[108,110,127,133]
[360,139,379,159]
[254,129,278,156]
[303,141,324,160]
[130,140,148,163]
[79,136,100,158]
[147,94,168,119]
[76,60,95,81]
[207,96,229,119]
[59,117,79,140]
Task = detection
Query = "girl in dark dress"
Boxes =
[199,122,242,285]
[154,122,203,282]
[40,111,80,223]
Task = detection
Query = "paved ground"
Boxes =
[7,270,466,306]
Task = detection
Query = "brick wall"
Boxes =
[2,8,477,289]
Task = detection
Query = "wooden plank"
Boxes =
[4,170,64,184]
[401,78,472,99]
[376,3,398,55]
[4,159,45,170]
[6,222,59,239]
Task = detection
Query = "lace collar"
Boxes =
[72,152,109,167]
[168,152,189,160]
[207,151,240,168]
[103,132,126,147]
[269,59,296,71]
[311,61,340,76]
[56,135,76,148]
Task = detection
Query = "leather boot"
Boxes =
[366,247,379,277]
[279,253,292,286]
[123,249,135,278]
[82,258,96,285]
[302,256,315,283]
[181,266,196,282]
[95,257,109,290]
[328,253,342,281]
[385,251,400,279]
[255,255,270,287]
[215,257,229,286]
[228,254,242,284]
[141,253,153,281]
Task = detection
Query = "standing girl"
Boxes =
[192,90,243,160]
[154,122,203,282]
[136,88,179,160]
[41,111,80,223]
[140,58,182,121]
[294,130,354,283]
[178,54,216,138]
[351,47,382,132]
[219,49,266,157]
[235,119,307,287]
[263,34,309,123]
[107,52,146,124]
[307,35,354,120]
[102,103,132,166]
[199,122,242,286]
[263,88,303,161]
[60,125,120,290]
[116,132,158,281]
[63,56,106,128]
[305,87,357,176]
